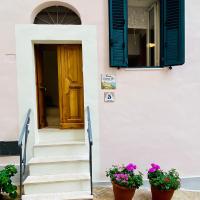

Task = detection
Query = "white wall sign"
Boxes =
[101,74,116,89]
[104,92,115,102]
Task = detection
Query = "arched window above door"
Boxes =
[34,6,81,25]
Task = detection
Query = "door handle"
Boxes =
[39,85,47,92]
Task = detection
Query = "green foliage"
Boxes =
[148,168,181,191]
[106,164,143,189]
[0,165,17,199]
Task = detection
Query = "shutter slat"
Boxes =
[160,0,185,66]
[109,0,128,67]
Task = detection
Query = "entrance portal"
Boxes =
[35,44,84,129]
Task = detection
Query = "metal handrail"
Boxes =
[18,109,31,199]
[86,106,93,195]
[18,109,31,146]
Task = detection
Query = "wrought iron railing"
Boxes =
[86,106,93,195]
[18,109,31,199]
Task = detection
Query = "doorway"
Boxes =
[35,44,84,129]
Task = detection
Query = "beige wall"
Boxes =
[0,0,200,181]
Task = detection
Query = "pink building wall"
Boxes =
[0,0,200,181]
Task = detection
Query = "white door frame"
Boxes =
[15,24,100,180]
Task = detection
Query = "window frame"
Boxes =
[127,0,161,68]
[109,0,185,69]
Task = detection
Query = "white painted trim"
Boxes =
[15,25,100,181]
[124,67,165,71]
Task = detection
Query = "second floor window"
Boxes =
[109,0,185,68]
[128,0,160,67]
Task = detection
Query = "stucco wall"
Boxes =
[100,0,200,180]
[0,0,200,181]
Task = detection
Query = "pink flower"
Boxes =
[148,163,161,173]
[114,173,129,181]
[125,163,137,171]
[151,163,160,170]
[148,167,157,173]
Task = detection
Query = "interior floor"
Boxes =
[46,107,60,128]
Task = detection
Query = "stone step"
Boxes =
[24,173,90,195]
[29,155,89,176]
[38,128,85,143]
[34,141,88,157]
[35,141,86,147]
[22,191,93,200]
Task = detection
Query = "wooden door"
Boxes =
[57,45,84,129]
[35,45,47,128]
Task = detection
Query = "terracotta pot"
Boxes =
[112,182,136,200]
[151,186,175,200]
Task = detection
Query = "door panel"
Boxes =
[57,44,84,129]
[35,45,47,128]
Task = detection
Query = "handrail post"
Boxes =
[89,145,93,195]
[19,144,22,199]
[22,118,29,174]
[86,106,93,195]
[18,109,31,199]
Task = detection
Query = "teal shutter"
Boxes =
[160,0,185,66]
[109,0,128,67]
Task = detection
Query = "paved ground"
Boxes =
[1,187,200,199]
[94,186,200,200]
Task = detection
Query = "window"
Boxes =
[109,0,185,68]
[34,6,81,25]
[128,0,160,67]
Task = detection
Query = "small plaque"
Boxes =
[104,92,115,102]
[101,74,116,89]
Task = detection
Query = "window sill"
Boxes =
[124,67,165,71]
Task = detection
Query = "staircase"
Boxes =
[22,129,93,200]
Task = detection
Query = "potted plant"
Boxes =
[148,163,181,200]
[106,163,143,200]
[0,165,18,199]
